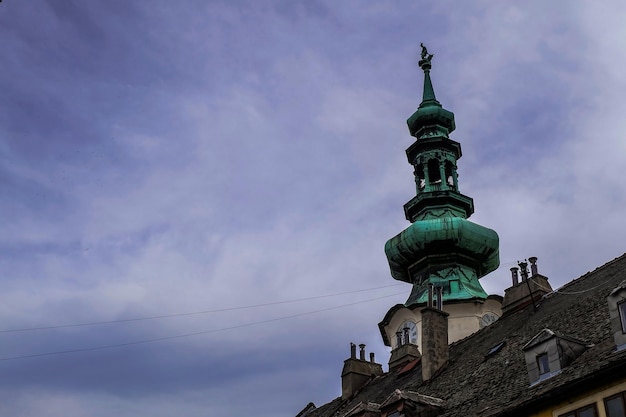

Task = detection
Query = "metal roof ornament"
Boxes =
[417,43,438,106]
[419,43,434,69]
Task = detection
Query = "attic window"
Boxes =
[537,353,550,375]
[485,341,506,358]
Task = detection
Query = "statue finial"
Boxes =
[419,43,434,70]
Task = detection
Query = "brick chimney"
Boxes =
[341,343,383,400]
[421,286,449,381]
[502,257,553,315]
[388,327,421,371]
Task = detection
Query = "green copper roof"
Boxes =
[404,264,489,306]
[384,215,500,284]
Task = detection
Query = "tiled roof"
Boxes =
[300,253,626,417]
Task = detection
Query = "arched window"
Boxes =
[445,160,455,188]
[415,164,425,190]
[428,159,441,184]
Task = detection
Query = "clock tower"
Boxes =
[379,45,502,356]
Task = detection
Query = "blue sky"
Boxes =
[1,1,626,416]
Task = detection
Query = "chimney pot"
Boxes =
[359,344,366,360]
[350,342,356,359]
[396,331,403,347]
[510,267,519,285]
[529,256,538,276]
[403,326,410,344]
[370,352,375,363]
[519,261,529,281]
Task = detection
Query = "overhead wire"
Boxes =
[0,261,541,361]
[0,290,406,361]
[0,283,405,333]
[532,274,616,296]
[0,261,530,334]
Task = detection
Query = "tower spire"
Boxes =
[383,44,500,306]
[406,44,455,140]
[419,43,438,105]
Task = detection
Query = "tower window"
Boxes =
[415,164,425,190]
[428,159,441,183]
[444,160,455,187]
[537,353,550,375]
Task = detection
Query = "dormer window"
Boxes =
[607,281,626,350]
[522,329,588,386]
[379,389,444,417]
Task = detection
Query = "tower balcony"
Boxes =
[404,191,474,222]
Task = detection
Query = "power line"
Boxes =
[0,261,529,335]
[532,275,615,296]
[0,291,406,361]
[0,283,405,333]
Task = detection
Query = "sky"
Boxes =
[1,1,626,416]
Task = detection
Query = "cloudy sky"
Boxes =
[2,1,626,416]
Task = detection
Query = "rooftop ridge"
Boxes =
[549,252,626,295]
